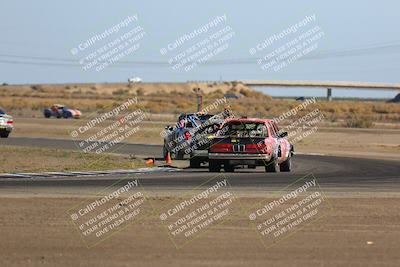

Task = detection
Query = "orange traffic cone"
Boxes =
[145,158,154,166]
[166,152,172,166]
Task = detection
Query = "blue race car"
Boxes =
[43,104,82,119]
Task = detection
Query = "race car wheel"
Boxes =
[265,159,279,173]
[162,144,168,159]
[0,131,9,138]
[209,160,221,172]
[280,156,292,172]
[63,111,72,119]
[44,109,51,118]
[224,164,235,172]
[163,144,178,160]
[175,151,184,160]
[189,157,201,168]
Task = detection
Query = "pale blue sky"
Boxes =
[0,0,399,85]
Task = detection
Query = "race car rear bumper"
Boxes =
[191,149,208,158]
[209,153,272,161]
[0,125,13,132]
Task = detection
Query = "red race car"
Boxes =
[208,117,293,172]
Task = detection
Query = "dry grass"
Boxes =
[1,82,399,127]
[0,146,145,173]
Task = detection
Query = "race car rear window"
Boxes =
[199,123,220,134]
[222,122,268,137]
[198,114,214,121]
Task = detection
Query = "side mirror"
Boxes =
[279,132,288,138]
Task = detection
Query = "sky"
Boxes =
[1,0,400,86]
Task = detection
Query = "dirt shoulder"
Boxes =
[0,196,399,267]
[0,146,145,173]
[294,127,400,160]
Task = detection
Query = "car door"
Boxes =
[272,121,290,161]
[265,121,280,158]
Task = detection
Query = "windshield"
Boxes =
[221,122,268,137]
[0,109,5,115]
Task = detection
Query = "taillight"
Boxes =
[245,143,269,153]
[7,120,13,124]
[184,131,191,140]
[210,143,232,152]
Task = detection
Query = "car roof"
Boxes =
[225,117,274,124]
[185,112,214,116]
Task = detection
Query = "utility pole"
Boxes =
[327,88,332,101]
[193,87,203,112]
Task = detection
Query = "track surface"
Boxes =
[1,138,400,267]
[1,137,399,192]
[1,136,160,157]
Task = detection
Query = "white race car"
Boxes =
[0,108,14,138]
[128,77,142,83]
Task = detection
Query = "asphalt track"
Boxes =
[1,137,399,191]
[1,137,160,157]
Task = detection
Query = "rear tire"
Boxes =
[175,151,184,160]
[209,160,221,172]
[44,109,51,118]
[63,111,72,119]
[162,144,168,159]
[280,156,292,172]
[189,157,201,168]
[0,131,9,138]
[265,158,279,173]
[224,163,235,172]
